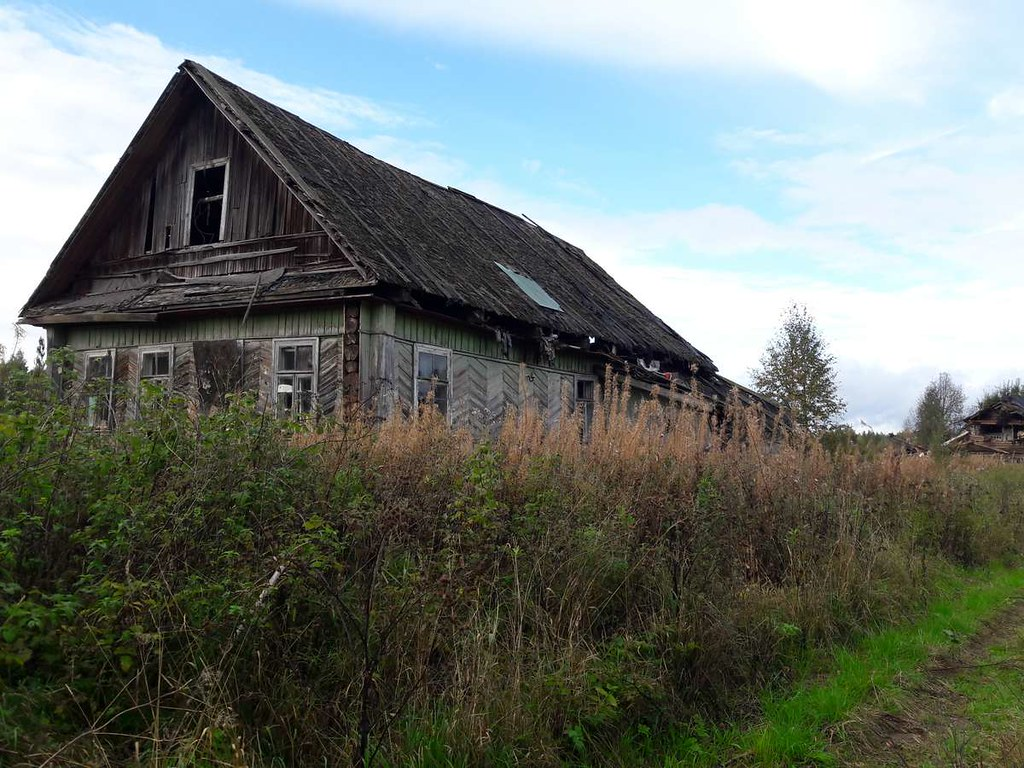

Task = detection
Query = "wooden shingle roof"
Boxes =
[183,62,715,371]
[24,60,716,372]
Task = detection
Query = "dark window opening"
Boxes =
[189,163,227,245]
[140,349,171,391]
[143,177,157,253]
[415,347,450,416]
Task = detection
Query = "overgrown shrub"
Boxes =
[2,368,1023,766]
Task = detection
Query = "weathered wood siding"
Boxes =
[359,303,603,429]
[92,91,323,269]
[64,307,345,349]
[393,312,592,373]
[66,305,355,418]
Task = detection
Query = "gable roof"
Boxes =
[24,60,715,372]
[964,395,1024,423]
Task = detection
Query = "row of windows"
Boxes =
[82,340,597,426]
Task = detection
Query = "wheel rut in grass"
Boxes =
[838,593,1024,767]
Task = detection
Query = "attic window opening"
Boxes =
[189,160,228,245]
[495,262,562,312]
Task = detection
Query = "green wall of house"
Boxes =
[61,307,345,350]
[56,300,604,431]
[359,303,601,431]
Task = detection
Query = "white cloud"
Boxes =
[593,264,1019,432]
[0,6,410,354]
[726,123,1024,279]
[292,0,955,99]
[988,86,1024,119]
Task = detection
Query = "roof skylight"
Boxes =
[495,262,562,312]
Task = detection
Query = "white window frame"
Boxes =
[84,350,115,429]
[413,344,452,422]
[187,157,230,245]
[137,345,174,394]
[273,337,319,417]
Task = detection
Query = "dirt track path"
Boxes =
[837,595,1024,767]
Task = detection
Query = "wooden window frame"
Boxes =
[137,345,174,395]
[413,344,452,422]
[187,157,230,246]
[84,349,115,429]
[273,337,319,417]
[574,374,598,438]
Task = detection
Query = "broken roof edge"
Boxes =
[963,395,1024,423]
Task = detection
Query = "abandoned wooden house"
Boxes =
[21,60,768,430]
[945,396,1024,460]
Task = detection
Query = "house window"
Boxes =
[139,347,172,391]
[189,159,228,245]
[84,351,114,428]
[575,376,596,437]
[414,345,451,418]
[274,338,317,416]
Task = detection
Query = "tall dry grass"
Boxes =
[3,375,1023,766]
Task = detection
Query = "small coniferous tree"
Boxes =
[750,302,846,433]
[910,372,966,449]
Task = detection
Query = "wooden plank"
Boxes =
[393,340,414,409]
[172,343,197,403]
[112,346,137,424]
[26,312,159,325]
[194,340,243,413]
[318,336,340,415]
[452,353,487,429]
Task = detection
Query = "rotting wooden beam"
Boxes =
[23,312,160,325]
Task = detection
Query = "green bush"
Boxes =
[1,371,1023,766]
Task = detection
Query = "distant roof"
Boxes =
[964,394,1024,422]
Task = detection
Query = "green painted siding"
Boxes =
[64,307,345,351]
[393,309,593,375]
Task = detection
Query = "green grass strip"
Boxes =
[668,566,1024,767]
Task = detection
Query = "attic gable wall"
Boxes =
[92,90,322,271]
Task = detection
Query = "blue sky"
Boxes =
[4,1,1024,430]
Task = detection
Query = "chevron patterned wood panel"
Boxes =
[452,353,488,429]
[394,340,414,411]
[318,337,339,414]
[172,343,196,403]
